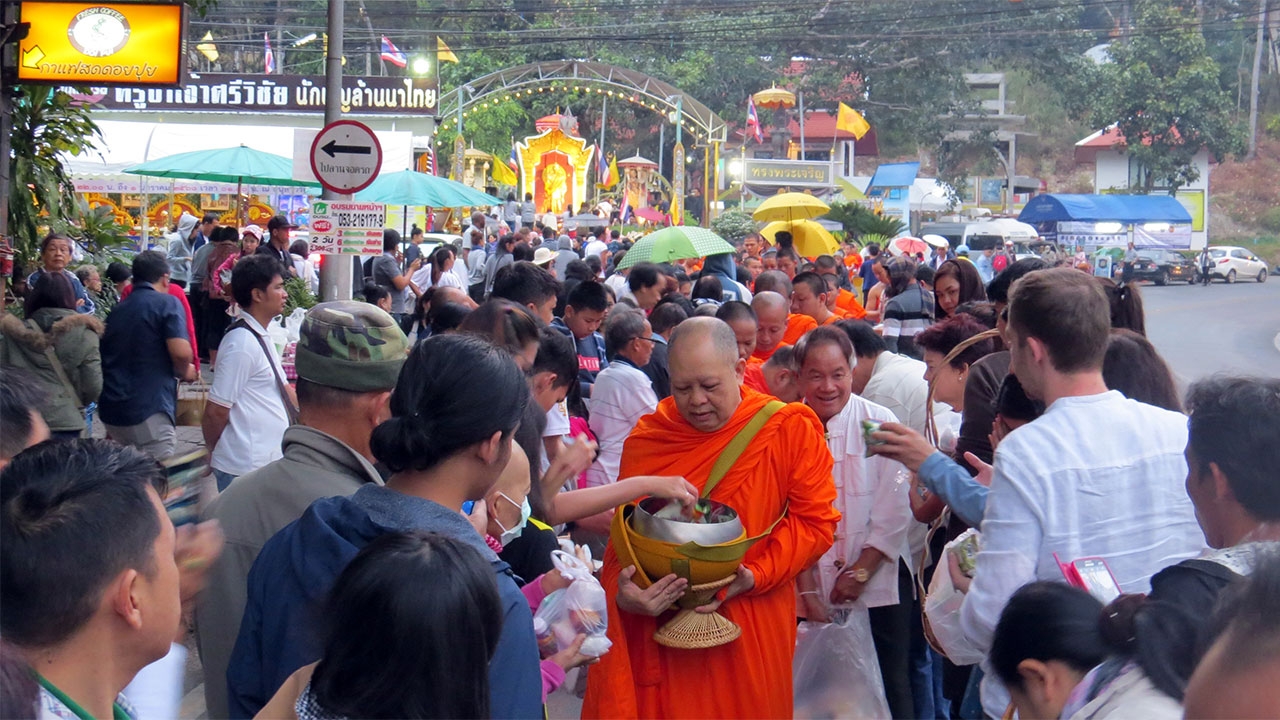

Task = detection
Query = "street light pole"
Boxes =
[318,0,353,301]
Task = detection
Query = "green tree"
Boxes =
[1090,0,1245,192]
[8,87,101,264]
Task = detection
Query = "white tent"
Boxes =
[840,176,955,212]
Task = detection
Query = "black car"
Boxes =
[1132,249,1197,285]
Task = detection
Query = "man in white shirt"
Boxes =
[845,320,930,434]
[954,268,1203,717]
[202,254,294,491]
[794,326,916,719]
[585,309,658,488]
[584,232,609,259]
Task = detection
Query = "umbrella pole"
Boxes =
[237,179,244,227]
[140,178,149,251]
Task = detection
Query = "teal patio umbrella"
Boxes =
[125,145,319,225]
[617,226,735,269]
[355,170,502,207]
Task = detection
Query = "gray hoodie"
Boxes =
[555,234,578,279]
[166,213,199,284]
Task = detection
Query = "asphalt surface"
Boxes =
[1139,275,1280,387]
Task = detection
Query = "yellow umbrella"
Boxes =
[752,85,796,110]
[752,192,831,223]
[761,220,838,258]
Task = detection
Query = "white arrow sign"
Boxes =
[310,119,383,195]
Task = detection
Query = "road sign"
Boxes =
[309,201,386,256]
[310,120,383,195]
[17,1,187,86]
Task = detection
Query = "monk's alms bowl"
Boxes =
[632,497,745,545]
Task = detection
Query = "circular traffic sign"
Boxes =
[310,119,383,195]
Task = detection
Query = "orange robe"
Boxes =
[751,343,783,363]
[582,389,839,720]
[743,360,769,395]
[782,313,818,345]
[836,288,867,320]
[820,313,843,326]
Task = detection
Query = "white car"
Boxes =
[1205,246,1268,283]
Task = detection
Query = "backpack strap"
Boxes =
[701,400,786,500]
[227,318,299,425]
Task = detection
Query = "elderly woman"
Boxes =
[27,233,94,314]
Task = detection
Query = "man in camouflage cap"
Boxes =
[195,301,408,718]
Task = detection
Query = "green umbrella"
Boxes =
[124,145,319,188]
[617,226,736,269]
[355,170,502,207]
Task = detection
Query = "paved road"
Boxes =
[1140,277,1280,387]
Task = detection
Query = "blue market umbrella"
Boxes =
[355,170,502,207]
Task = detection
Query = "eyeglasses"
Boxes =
[631,336,657,344]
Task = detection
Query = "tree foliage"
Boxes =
[1090,0,1246,193]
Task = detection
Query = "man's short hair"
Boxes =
[1186,376,1280,521]
[753,270,793,297]
[627,262,663,293]
[764,344,796,370]
[0,368,46,461]
[714,300,756,325]
[866,243,881,257]
[491,261,560,308]
[131,250,170,285]
[814,255,840,274]
[566,281,609,313]
[202,212,219,225]
[231,253,283,308]
[792,271,827,299]
[793,325,854,369]
[74,265,97,286]
[532,327,577,389]
[649,300,689,335]
[1008,268,1109,373]
[603,308,648,361]
[836,319,887,358]
[987,257,1049,304]
[1,439,167,647]
[382,228,401,253]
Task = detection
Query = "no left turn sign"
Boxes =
[310,120,383,195]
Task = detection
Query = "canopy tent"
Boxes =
[840,176,953,212]
[1017,193,1192,225]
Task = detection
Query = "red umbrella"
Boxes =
[634,207,667,224]
[890,236,928,257]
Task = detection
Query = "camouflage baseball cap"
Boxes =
[294,301,409,392]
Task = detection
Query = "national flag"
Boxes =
[380,36,407,68]
[509,143,519,169]
[836,102,871,140]
[263,33,275,74]
[197,31,218,63]
[437,37,459,64]
[596,148,608,184]
[620,191,631,224]
[746,96,763,144]
[490,154,517,186]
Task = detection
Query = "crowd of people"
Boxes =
[0,213,1277,720]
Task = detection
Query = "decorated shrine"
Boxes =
[617,155,659,211]
[515,112,596,215]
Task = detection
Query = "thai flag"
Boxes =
[597,147,608,180]
[746,96,763,144]
[509,143,519,169]
[380,36,407,68]
[620,191,631,224]
[264,33,275,74]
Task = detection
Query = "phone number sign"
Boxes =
[309,201,385,256]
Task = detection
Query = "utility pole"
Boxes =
[1248,0,1267,159]
[318,0,353,301]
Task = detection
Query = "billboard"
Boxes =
[17,1,187,86]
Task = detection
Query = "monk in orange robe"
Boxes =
[782,313,818,344]
[750,291,791,363]
[582,318,839,720]
[791,271,837,327]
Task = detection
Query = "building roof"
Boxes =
[1074,124,1192,164]
[1017,193,1192,224]
[866,161,920,193]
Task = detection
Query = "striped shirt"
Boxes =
[881,283,934,360]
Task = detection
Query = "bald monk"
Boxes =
[582,318,839,719]
[715,301,769,395]
[755,271,820,346]
[815,255,867,320]
[750,290,814,363]
[760,345,801,402]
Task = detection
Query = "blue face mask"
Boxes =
[495,492,532,546]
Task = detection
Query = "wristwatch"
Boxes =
[850,568,870,583]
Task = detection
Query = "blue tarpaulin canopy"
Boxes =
[1017,193,1191,225]
[866,162,920,196]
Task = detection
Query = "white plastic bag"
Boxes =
[533,550,612,658]
[793,606,890,720]
[923,529,986,666]
[282,307,308,344]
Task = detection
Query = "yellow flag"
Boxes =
[607,155,620,188]
[490,155,517,186]
[437,37,459,64]
[836,102,870,140]
[197,31,219,63]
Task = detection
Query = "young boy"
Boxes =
[550,280,609,398]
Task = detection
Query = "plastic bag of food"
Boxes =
[923,528,985,665]
[793,606,890,719]
[533,550,612,658]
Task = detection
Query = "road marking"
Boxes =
[1274,331,1279,355]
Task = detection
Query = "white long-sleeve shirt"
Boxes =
[816,395,913,609]
[957,390,1205,717]
[584,361,658,487]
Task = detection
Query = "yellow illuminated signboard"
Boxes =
[17,2,187,86]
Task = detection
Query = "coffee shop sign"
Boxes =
[68,74,438,116]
